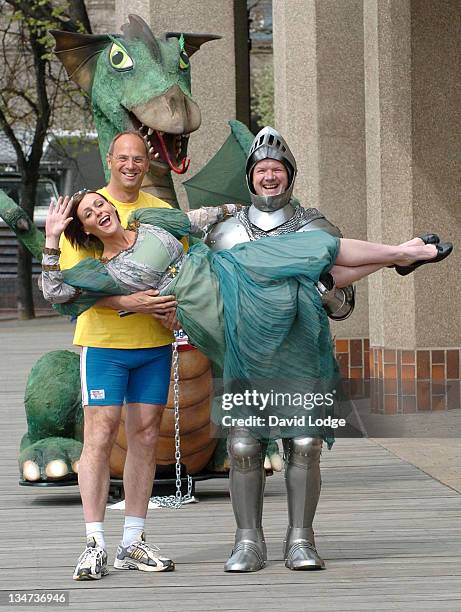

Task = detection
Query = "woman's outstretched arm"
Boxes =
[187,204,241,233]
[41,196,79,304]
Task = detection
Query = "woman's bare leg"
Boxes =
[331,237,437,287]
[331,263,383,288]
[335,238,437,268]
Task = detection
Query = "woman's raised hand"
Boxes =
[45,196,73,239]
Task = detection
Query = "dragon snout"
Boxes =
[133,85,201,135]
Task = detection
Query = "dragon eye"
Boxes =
[179,50,190,71]
[109,42,134,71]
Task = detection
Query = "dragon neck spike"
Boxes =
[165,32,222,57]
[121,13,161,58]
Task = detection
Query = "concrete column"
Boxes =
[364,0,414,348]
[364,0,460,350]
[411,0,460,347]
[115,0,249,206]
[364,0,460,414]
[273,0,368,342]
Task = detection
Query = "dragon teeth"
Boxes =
[154,152,160,159]
[148,128,154,136]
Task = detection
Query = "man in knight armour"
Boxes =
[206,126,355,572]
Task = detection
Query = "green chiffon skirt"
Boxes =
[165,230,342,444]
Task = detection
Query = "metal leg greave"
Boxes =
[224,428,267,572]
[282,436,325,570]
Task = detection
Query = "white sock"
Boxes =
[122,516,145,548]
[85,522,105,550]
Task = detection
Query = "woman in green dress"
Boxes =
[41,191,452,439]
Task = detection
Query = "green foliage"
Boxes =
[251,63,274,127]
[0,2,93,315]
[8,1,83,57]
[0,1,93,142]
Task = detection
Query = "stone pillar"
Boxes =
[115,0,249,207]
[273,0,369,376]
[364,0,460,413]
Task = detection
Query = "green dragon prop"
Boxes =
[0,14,280,482]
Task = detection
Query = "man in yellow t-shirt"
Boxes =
[61,132,179,580]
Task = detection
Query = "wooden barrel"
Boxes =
[109,346,217,478]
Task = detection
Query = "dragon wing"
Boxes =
[183,120,254,209]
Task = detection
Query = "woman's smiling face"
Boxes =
[77,193,121,239]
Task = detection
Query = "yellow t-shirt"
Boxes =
[59,189,182,348]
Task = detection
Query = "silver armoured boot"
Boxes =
[283,526,325,570]
[283,436,325,570]
[224,428,267,572]
[225,528,267,573]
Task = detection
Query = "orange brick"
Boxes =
[384,377,397,394]
[369,352,375,378]
[402,396,417,413]
[417,351,430,379]
[447,350,459,379]
[402,379,416,396]
[384,365,397,379]
[431,365,445,381]
[364,352,370,379]
[350,367,363,379]
[377,352,383,379]
[350,339,363,367]
[401,350,415,365]
[447,381,460,410]
[401,365,415,380]
[335,339,348,354]
[384,349,396,364]
[417,381,431,411]
[384,395,397,414]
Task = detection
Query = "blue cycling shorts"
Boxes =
[80,345,172,406]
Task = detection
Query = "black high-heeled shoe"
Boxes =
[419,233,440,245]
[395,241,453,276]
[388,234,440,269]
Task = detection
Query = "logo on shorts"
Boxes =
[90,389,105,400]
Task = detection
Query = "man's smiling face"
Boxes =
[107,133,149,194]
[252,159,289,197]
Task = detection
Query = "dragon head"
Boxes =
[50,14,220,179]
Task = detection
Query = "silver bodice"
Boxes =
[40,223,185,304]
[103,223,185,294]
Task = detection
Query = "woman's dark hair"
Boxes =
[63,190,120,251]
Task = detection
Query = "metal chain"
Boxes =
[149,341,193,509]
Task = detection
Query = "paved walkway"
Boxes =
[1,318,461,611]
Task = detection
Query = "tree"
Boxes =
[251,63,274,129]
[0,0,92,319]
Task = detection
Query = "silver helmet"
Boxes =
[246,126,297,212]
